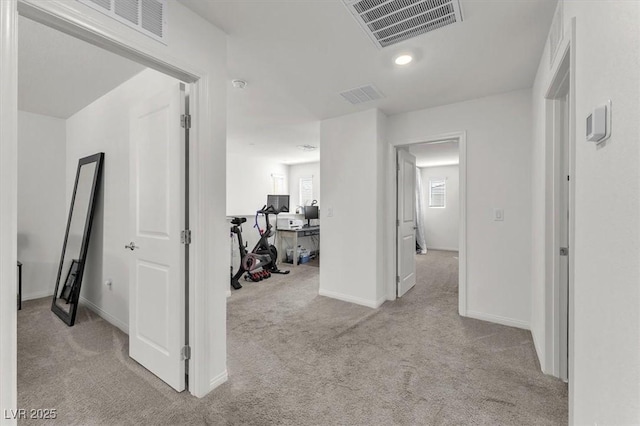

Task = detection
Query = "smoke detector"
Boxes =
[232,79,247,89]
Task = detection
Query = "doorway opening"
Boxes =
[16,12,192,417]
[226,127,322,294]
[395,134,466,313]
[2,0,227,412]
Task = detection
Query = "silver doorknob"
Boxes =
[125,242,139,251]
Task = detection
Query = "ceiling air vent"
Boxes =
[141,0,165,39]
[340,84,385,105]
[87,0,111,10]
[77,0,167,44]
[343,0,463,48]
[115,0,139,25]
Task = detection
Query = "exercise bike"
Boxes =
[230,205,290,290]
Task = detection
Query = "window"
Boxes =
[272,174,286,194]
[429,177,446,208]
[299,176,313,206]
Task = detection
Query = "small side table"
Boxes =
[17,261,22,311]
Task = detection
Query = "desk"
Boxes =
[276,226,319,267]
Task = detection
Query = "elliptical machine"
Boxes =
[230,204,290,290]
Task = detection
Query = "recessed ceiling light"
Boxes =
[394,54,413,66]
[297,145,317,151]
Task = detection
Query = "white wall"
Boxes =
[288,161,320,210]
[376,110,387,302]
[420,165,459,251]
[530,36,551,376]
[531,2,640,423]
[320,109,387,308]
[17,111,67,300]
[66,69,179,332]
[226,153,288,216]
[388,89,532,329]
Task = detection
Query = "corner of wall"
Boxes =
[319,109,387,306]
[206,369,228,397]
[376,109,388,304]
[530,326,546,373]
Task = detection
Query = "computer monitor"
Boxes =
[266,195,290,213]
[304,205,319,227]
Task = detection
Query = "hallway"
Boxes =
[18,251,566,424]
[225,251,567,424]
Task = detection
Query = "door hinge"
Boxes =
[181,114,191,129]
[181,345,191,360]
[181,229,192,245]
[396,276,400,284]
[396,219,400,227]
[560,247,569,256]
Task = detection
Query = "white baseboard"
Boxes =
[209,369,228,391]
[318,289,385,309]
[426,247,459,252]
[530,327,546,373]
[465,310,530,330]
[226,289,231,298]
[79,296,129,335]
[22,290,53,301]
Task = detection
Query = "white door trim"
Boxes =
[1,1,222,413]
[543,18,576,386]
[0,1,19,418]
[388,131,467,316]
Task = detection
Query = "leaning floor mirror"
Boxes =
[51,153,104,326]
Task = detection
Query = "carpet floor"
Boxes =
[18,250,567,425]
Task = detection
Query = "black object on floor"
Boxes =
[17,261,22,310]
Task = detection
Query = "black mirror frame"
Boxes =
[51,153,104,326]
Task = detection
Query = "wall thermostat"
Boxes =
[586,101,611,143]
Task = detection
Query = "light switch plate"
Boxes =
[494,208,504,221]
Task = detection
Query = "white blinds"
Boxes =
[429,178,446,208]
[299,177,313,206]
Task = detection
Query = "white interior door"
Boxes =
[397,149,417,297]
[129,83,186,391]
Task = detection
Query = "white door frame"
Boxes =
[388,132,467,315]
[544,21,576,383]
[1,0,221,413]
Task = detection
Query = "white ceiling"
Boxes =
[178,0,557,165]
[409,140,459,168]
[18,16,145,119]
